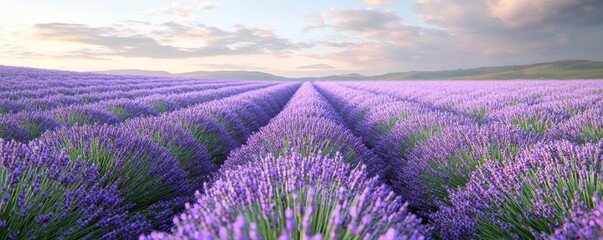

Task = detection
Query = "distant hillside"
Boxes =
[176,71,286,80]
[95,69,173,76]
[451,60,603,80]
[314,60,603,80]
[96,60,603,80]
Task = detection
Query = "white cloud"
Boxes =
[198,2,220,10]
[363,0,394,5]
[29,22,313,59]
[305,4,603,73]
[147,2,193,19]
[416,0,603,30]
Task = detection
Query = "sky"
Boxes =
[1,0,602,77]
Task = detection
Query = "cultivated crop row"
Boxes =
[0,66,229,93]
[0,80,298,239]
[343,81,603,136]
[317,81,603,239]
[143,82,430,239]
[0,82,277,142]
[0,81,254,114]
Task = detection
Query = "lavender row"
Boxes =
[158,82,299,163]
[0,83,274,142]
[0,83,298,239]
[342,81,603,137]
[435,140,603,239]
[342,81,602,119]
[315,82,519,198]
[222,82,385,177]
[0,77,218,100]
[0,66,228,93]
[0,81,252,114]
[143,82,429,239]
[318,82,603,238]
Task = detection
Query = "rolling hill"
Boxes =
[96,60,603,80]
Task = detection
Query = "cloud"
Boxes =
[7,1,603,75]
[296,64,336,69]
[306,8,449,40]
[0,44,110,60]
[31,22,312,59]
[304,3,603,73]
[305,8,400,34]
[414,0,603,62]
[147,2,193,18]
[198,2,220,10]
[363,0,394,5]
[416,0,603,31]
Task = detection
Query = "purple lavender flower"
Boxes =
[551,107,603,144]
[0,139,134,239]
[222,83,386,178]
[120,117,217,192]
[398,122,539,211]
[142,151,429,239]
[0,118,32,142]
[50,105,120,126]
[37,124,190,233]
[546,196,603,239]
[434,140,602,239]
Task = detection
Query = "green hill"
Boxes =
[453,60,603,80]
[97,60,603,80]
[176,71,286,80]
[368,60,603,80]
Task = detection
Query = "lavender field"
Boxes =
[1,66,602,240]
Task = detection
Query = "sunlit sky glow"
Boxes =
[1,0,602,77]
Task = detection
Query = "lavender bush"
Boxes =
[142,151,430,240]
[433,140,602,239]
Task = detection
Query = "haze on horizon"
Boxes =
[1,0,602,78]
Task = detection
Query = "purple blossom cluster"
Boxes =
[0,67,247,113]
[546,196,603,239]
[316,81,603,238]
[341,80,603,135]
[163,83,299,163]
[1,82,273,142]
[223,82,386,178]
[142,82,427,239]
[38,123,189,233]
[1,67,300,238]
[143,152,429,239]
[0,139,129,239]
[434,140,602,239]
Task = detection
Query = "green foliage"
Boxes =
[471,107,488,121]
[475,159,602,239]
[396,126,442,159]
[148,101,169,113]
[64,113,90,126]
[423,143,521,206]
[63,139,163,210]
[378,113,410,134]
[181,121,225,163]
[266,137,361,166]
[512,116,550,134]
[107,106,128,121]
[0,164,80,239]
[22,121,43,138]
[580,126,603,144]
